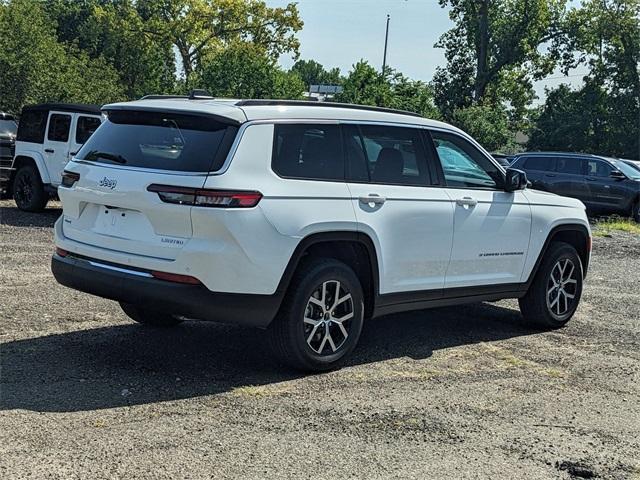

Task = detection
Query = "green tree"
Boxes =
[433,0,566,117]
[198,42,305,99]
[290,59,342,88]
[0,0,124,113]
[531,0,640,157]
[140,0,303,83]
[336,61,439,119]
[452,104,517,152]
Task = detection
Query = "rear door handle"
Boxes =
[359,194,386,205]
[456,196,478,207]
[44,148,54,154]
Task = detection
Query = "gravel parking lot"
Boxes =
[1,199,639,480]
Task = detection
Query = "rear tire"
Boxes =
[120,302,183,327]
[268,258,365,372]
[13,165,47,212]
[519,242,583,328]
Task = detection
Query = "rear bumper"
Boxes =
[51,253,281,328]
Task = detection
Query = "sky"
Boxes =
[266,0,587,103]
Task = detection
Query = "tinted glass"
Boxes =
[524,156,556,171]
[586,159,613,177]
[272,124,343,181]
[0,119,17,136]
[556,157,583,175]
[75,116,102,144]
[16,110,48,143]
[612,159,640,180]
[344,124,431,186]
[76,110,237,172]
[47,114,71,142]
[431,131,502,189]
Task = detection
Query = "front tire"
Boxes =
[13,165,47,212]
[268,258,365,372]
[120,302,183,327]
[519,242,583,328]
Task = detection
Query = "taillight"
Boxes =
[61,171,80,188]
[147,184,262,208]
[55,247,68,257]
[151,270,201,285]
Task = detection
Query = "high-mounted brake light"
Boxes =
[147,184,262,208]
[61,171,80,188]
[151,270,201,285]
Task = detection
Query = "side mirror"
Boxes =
[505,168,528,192]
[610,170,626,180]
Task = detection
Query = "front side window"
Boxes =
[430,130,502,189]
[272,124,343,181]
[344,124,431,186]
[47,114,71,142]
[0,119,17,136]
[76,110,237,172]
[75,116,102,144]
[556,157,583,175]
[586,160,613,177]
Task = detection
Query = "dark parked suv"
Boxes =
[511,152,640,222]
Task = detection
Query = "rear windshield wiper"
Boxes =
[83,150,128,164]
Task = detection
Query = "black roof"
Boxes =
[21,103,101,115]
[0,112,16,120]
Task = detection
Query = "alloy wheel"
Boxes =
[546,258,578,317]
[303,280,354,355]
[15,173,33,206]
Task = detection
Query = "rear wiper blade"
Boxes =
[84,150,128,164]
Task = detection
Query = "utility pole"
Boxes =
[382,14,390,74]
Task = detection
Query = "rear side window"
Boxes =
[344,124,431,186]
[47,114,71,142]
[75,116,102,144]
[556,157,583,175]
[16,110,48,143]
[272,124,343,181]
[524,156,556,172]
[76,110,238,172]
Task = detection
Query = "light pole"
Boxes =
[382,14,390,74]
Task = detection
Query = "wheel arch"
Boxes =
[526,224,591,286]
[11,154,50,185]
[275,231,380,319]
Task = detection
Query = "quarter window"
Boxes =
[16,110,48,143]
[556,157,583,175]
[47,114,71,142]
[344,124,431,186]
[430,130,502,189]
[272,124,343,181]
[75,116,102,144]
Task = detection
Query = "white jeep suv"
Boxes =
[52,96,591,371]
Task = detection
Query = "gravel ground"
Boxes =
[1,199,639,480]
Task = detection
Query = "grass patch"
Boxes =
[593,218,640,237]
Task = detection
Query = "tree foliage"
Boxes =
[530,0,640,158]
[198,42,305,99]
[290,59,342,88]
[336,61,439,119]
[0,0,124,113]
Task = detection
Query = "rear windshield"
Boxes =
[76,110,238,172]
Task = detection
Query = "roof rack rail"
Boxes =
[140,90,214,101]
[234,99,424,118]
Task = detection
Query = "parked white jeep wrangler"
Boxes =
[10,103,102,211]
[52,97,592,371]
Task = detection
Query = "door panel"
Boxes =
[348,183,454,294]
[44,111,73,185]
[584,159,626,210]
[443,189,532,287]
